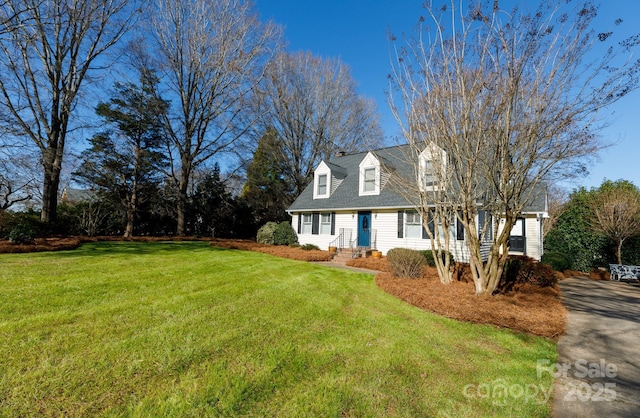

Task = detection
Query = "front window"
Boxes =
[363,168,376,192]
[317,174,327,196]
[405,210,422,238]
[302,213,312,234]
[320,213,331,235]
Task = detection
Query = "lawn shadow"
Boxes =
[38,241,227,258]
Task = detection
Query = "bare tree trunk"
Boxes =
[124,180,137,238]
[617,240,623,265]
[41,146,63,223]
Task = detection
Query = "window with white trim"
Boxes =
[423,160,437,187]
[317,174,327,196]
[405,210,422,238]
[419,144,446,191]
[363,167,376,192]
[302,213,312,234]
[320,213,331,235]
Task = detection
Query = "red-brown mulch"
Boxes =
[346,256,392,272]
[210,238,333,262]
[349,256,566,339]
[0,236,90,253]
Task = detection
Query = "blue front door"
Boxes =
[357,212,371,247]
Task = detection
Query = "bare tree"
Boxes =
[255,51,383,197]
[590,180,640,265]
[543,184,568,239]
[147,0,281,235]
[0,0,139,223]
[0,153,36,210]
[389,1,639,294]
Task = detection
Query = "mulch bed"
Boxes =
[0,236,565,339]
[0,236,89,253]
[210,238,333,262]
[349,257,566,339]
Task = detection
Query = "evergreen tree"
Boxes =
[190,163,237,238]
[74,70,169,237]
[242,128,293,226]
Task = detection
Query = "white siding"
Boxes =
[496,215,544,261]
[525,215,543,260]
[292,212,355,251]
[292,210,544,262]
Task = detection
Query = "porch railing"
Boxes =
[350,229,377,251]
[329,228,352,251]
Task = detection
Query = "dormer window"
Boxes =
[419,143,446,192]
[363,168,376,192]
[423,160,437,187]
[317,174,327,196]
[313,161,335,199]
[359,152,381,196]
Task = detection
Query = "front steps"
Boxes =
[332,248,372,262]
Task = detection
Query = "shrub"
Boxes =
[387,248,426,279]
[8,224,36,245]
[256,222,278,245]
[541,251,572,272]
[273,221,298,245]
[300,243,320,251]
[420,250,455,267]
[498,255,557,293]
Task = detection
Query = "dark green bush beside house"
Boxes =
[273,222,298,245]
[257,221,298,246]
[497,255,557,294]
[420,250,454,267]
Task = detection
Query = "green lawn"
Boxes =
[0,242,556,416]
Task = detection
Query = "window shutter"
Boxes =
[330,212,335,235]
[456,211,465,241]
[297,214,302,234]
[397,211,404,238]
[312,212,319,235]
[478,211,485,240]
[421,214,428,239]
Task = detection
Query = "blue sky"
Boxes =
[256,0,640,191]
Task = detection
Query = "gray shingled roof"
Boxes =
[288,145,547,213]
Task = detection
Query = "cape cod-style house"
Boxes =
[287,144,548,262]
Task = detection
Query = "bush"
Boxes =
[420,250,455,267]
[256,222,278,245]
[387,248,426,279]
[8,224,36,244]
[498,255,557,293]
[273,221,298,245]
[541,251,572,272]
[300,243,320,251]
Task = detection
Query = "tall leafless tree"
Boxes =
[0,0,140,223]
[147,0,281,235]
[543,184,567,239]
[389,0,639,294]
[0,151,36,210]
[255,51,383,197]
[589,180,640,265]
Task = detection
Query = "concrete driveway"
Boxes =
[554,277,640,418]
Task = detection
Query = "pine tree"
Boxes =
[242,128,293,227]
[74,70,168,237]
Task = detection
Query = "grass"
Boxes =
[0,242,556,416]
